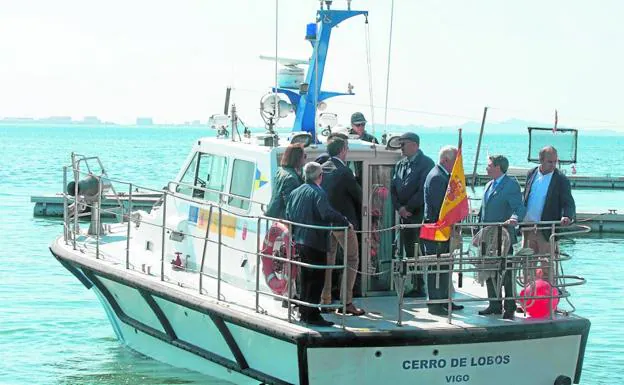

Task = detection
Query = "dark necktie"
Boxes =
[401,160,409,179]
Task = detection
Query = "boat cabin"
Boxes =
[162,134,403,296]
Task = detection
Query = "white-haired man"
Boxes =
[422,146,464,315]
[286,162,351,327]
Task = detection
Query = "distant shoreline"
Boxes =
[1,120,623,136]
[0,122,209,129]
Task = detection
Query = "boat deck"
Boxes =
[56,230,580,339]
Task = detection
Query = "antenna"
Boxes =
[224,87,231,115]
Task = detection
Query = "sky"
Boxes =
[1,0,623,130]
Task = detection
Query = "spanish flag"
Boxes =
[420,134,469,241]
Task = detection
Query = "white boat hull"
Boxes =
[52,241,589,385]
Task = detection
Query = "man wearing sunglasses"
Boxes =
[390,132,435,297]
[350,112,379,144]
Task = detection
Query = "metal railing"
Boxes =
[387,220,589,325]
[62,167,351,326]
[62,164,588,328]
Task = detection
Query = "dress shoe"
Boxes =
[448,303,464,311]
[336,303,366,316]
[478,307,502,316]
[404,289,426,298]
[428,305,447,316]
[302,316,334,327]
[503,311,515,320]
[429,303,464,316]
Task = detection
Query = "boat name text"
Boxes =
[402,355,511,370]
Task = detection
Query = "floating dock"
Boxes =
[32,193,623,234]
[473,171,624,189]
[31,192,161,218]
[576,211,624,233]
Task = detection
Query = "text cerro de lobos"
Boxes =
[402,355,511,370]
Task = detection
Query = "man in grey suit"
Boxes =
[478,155,527,320]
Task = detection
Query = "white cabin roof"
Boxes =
[194,135,403,163]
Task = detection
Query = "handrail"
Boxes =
[160,191,167,282]
[63,160,586,327]
[168,180,267,211]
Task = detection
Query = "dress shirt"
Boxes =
[524,169,554,222]
[397,153,418,179]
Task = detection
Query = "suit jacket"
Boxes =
[424,164,450,224]
[523,167,576,222]
[423,164,451,254]
[390,149,435,218]
[320,157,363,230]
[285,183,349,252]
[479,174,527,245]
[265,166,303,220]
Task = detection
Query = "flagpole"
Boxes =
[470,106,488,192]
[457,128,464,288]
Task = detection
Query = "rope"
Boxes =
[574,211,613,223]
[313,2,321,138]
[273,0,279,119]
[382,0,395,138]
[364,16,376,139]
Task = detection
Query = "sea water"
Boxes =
[0,124,623,384]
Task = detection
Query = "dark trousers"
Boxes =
[299,245,326,320]
[401,213,425,292]
[422,239,450,305]
[485,260,516,312]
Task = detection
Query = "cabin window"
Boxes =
[228,159,255,210]
[177,152,228,202]
[177,153,199,196]
[198,153,229,202]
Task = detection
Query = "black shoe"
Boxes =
[303,316,334,327]
[405,289,426,298]
[503,311,515,320]
[448,303,464,311]
[428,305,447,316]
[478,307,502,315]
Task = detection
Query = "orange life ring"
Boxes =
[261,222,298,295]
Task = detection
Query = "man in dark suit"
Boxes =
[478,155,527,320]
[390,132,435,297]
[422,146,464,315]
[523,146,576,257]
[320,137,365,315]
[286,162,350,327]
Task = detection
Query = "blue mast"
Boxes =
[276,7,367,137]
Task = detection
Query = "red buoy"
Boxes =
[520,270,559,318]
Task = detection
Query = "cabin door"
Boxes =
[361,163,398,295]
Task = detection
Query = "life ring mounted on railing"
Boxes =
[261,222,299,295]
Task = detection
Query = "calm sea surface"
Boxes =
[1,124,623,384]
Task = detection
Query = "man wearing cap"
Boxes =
[350,112,379,144]
[390,132,435,297]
